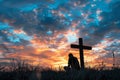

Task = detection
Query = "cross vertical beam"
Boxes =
[79,38,84,69]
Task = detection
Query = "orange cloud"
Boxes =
[1,31,119,69]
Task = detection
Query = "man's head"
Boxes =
[69,53,73,58]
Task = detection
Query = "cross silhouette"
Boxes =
[71,38,92,69]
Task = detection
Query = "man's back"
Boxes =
[68,56,80,70]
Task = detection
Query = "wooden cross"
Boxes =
[71,38,92,69]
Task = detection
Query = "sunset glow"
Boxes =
[0,0,120,68]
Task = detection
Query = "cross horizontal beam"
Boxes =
[71,44,92,50]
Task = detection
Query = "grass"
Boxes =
[0,60,120,80]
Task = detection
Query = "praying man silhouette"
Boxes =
[64,53,80,71]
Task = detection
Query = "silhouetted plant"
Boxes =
[0,60,120,80]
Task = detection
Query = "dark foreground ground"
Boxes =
[0,66,120,80]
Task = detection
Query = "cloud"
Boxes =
[0,0,120,67]
[80,1,120,46]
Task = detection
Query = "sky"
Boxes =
[0,0,120,68]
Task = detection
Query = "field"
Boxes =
[0,61,120,80]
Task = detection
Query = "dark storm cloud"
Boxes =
[82,1,120,46]
[0,0,82,38]
[0,0,120,46]
[0,0,71,37]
